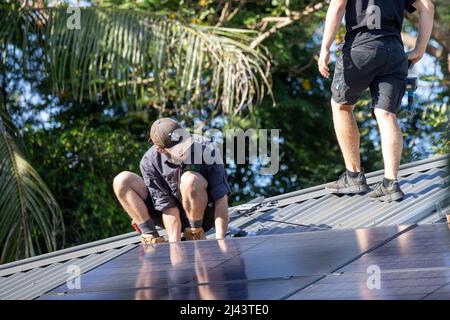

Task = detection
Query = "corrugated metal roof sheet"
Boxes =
[228,155,449,235]
[0,245,136,300]
[0,154,448,300]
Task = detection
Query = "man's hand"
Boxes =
[407,49,424,67]
[318,0,347,78]
[318,49,331,78]
[408,0,434,67]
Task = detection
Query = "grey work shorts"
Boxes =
[331,37,408,116]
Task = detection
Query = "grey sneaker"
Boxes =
[368,180,405,202]
[325,171,369,194]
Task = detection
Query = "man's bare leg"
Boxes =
[331,99,361,172]
[162,207,182,242]
[214,195,228,239]
[113,171,151,224]
[113,171,181,242]
[180,171,208,222]
[180,171,208,240]
[374,108,403,179]
[367,108,405,201]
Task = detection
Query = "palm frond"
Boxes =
[0,6,273,114]
[0,114,63,263]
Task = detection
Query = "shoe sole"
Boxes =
[369,191,405,202]
[325,184,369,195]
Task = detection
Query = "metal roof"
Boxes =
[0,154,448,300]
[228,154,449,235]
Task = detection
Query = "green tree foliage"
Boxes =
[0,0,448,258]
[0,0,271,258]
[22,113,148,244]
[0,113,62,263]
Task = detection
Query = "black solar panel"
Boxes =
[287,223,450,300]
[39,225,410,300]
[424,283,450,300]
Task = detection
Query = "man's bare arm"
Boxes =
[318,0,348,78]
[408,0,435,64]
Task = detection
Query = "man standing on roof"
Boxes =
[319,0,434,201]
[113,118,231,244]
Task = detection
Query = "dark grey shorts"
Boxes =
[331,38,408,115]
[145,194,215,232]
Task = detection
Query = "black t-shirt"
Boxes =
[344,0,417,47]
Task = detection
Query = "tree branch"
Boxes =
[215,0,246,27]
[250,1,327,49]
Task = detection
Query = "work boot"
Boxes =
[140,233,166,245]
[325,170,369,194]
[183,227,207,241]
[368,180,404,202]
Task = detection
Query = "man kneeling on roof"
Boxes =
[113,118,231,244]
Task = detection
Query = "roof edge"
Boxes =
[0,232,140,276]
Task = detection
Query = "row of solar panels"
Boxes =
[0,154,448,300]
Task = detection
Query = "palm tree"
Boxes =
[0,114,63,263]
[0,1,272,262]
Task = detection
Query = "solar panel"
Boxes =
[38,225,412,300]
[424,283,450,300]
[287,223,450,300]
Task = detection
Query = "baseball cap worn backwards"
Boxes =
[149,118,194,160]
